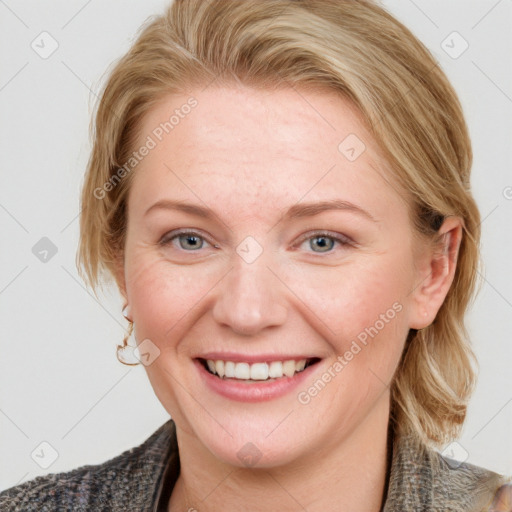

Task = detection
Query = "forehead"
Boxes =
[128,84,407,220]
[138,84,373,160]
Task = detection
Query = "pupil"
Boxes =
[181,235,201,250]
[313,236,332,252]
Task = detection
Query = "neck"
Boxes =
[168,392,393,512]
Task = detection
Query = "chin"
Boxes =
[205,433,304,469]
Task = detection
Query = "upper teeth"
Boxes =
[205,359,308,380]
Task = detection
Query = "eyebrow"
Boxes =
[144,198,378,222]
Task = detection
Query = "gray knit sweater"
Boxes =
[0,418,510,511]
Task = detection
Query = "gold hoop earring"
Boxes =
[116,307,141,366]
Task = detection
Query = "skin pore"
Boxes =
[114,83,462,512]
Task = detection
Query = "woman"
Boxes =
[1,0,510,510]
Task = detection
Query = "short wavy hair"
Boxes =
[77,0,481,449]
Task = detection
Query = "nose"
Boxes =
[212,248,288,336]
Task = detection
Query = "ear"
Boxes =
[409,216,463,330]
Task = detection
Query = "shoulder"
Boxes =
[429,445,512,511]
[385,431,512,512]
[0,419,176,512]
[0,460,126,512]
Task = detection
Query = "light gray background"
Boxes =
[0,0,511,492]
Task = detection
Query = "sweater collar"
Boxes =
[146,419,506,512]
[382,427,506,512]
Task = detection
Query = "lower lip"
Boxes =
[194,358,320,402]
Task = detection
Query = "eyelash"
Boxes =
[295,230,353,252]
[159,229,353,254]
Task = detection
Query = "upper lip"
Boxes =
[195,352,321,364]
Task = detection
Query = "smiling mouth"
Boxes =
[197,357,321,382]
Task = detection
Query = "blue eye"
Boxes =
[160,231,211,251]
[307,234,335,252]
[159,230,352,254]
[298,231,352,253]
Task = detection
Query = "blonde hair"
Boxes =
[77,0,481,449]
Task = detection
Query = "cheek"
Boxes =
[125,254,214,350]
[288,254,412,404]
[287,253,412,343]
[293,258,411,414]
[124,256,211,426]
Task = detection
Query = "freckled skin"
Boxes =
[116,85,462,512]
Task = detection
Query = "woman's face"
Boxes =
[119,84,432,467]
